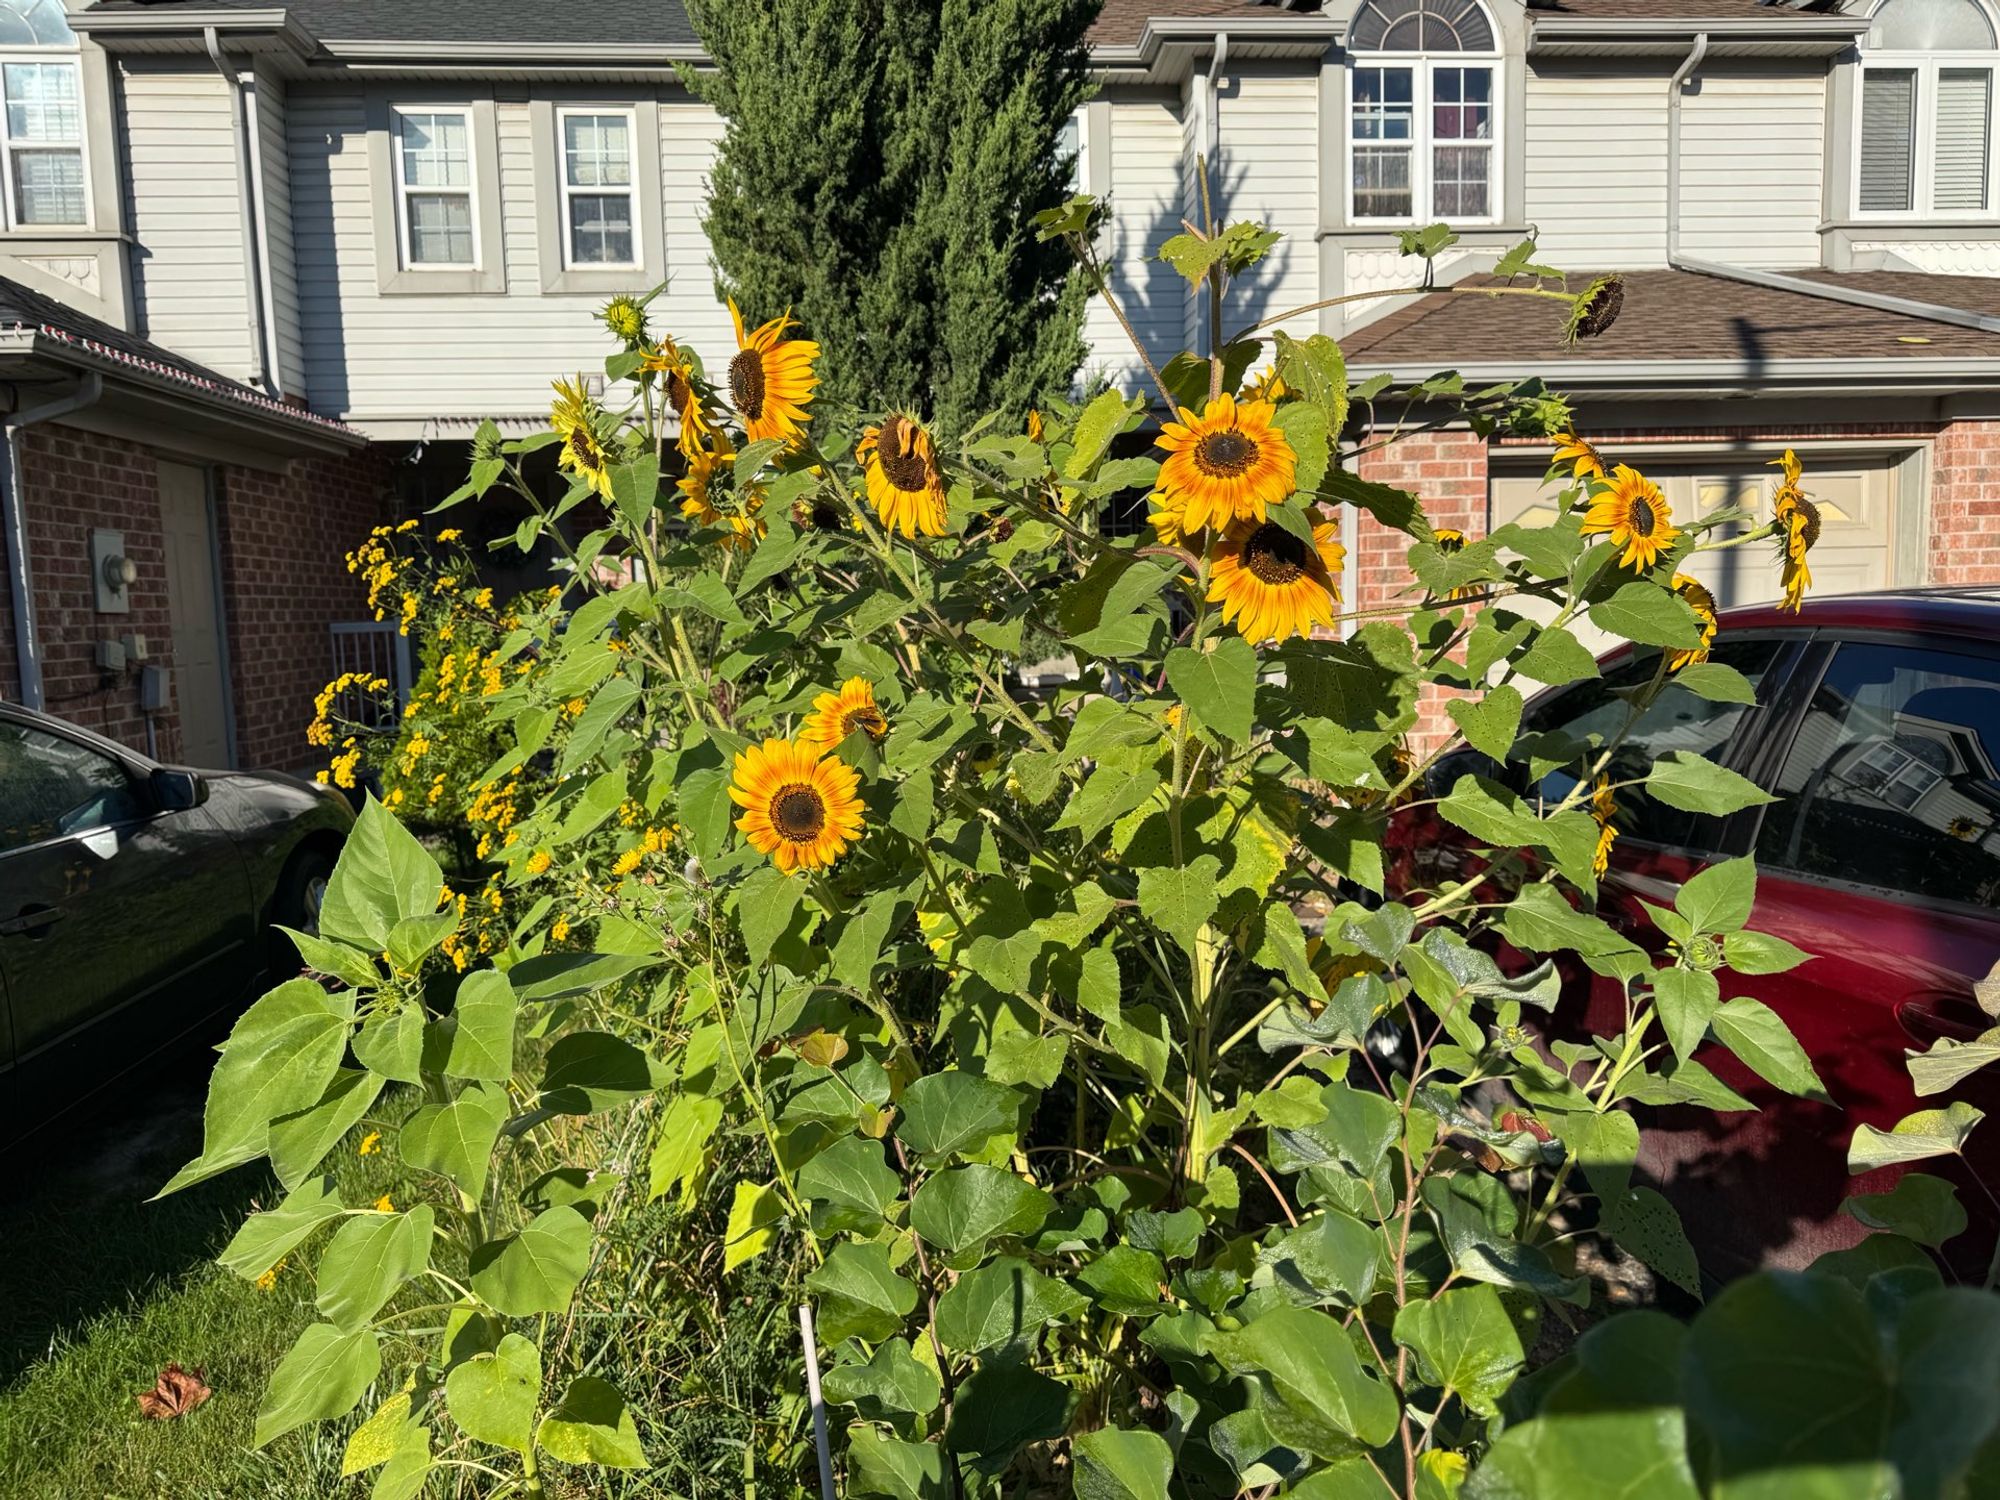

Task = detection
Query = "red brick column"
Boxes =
[1929,419,2000,586]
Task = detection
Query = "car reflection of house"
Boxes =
[1777,684,2000,906]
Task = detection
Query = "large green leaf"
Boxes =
[318,795,444,950]
[1136,857,1222,957]
[217,1174,345,1280]
[441,970,517,1082]
[797,1135,903,1219]
[648,1094,724,1202]
[820,1338,942,1422]
[255,1322,382,1448]
[317,1205,434,1331]
[1907,1025,2000,1097]
[1207,1306,1402,1456]
[935,1256,1087,1353]
[945,1361,1072,1469]
[400,1081,510,1199]
[910,1165,1054,1259]
[1392,1284,1525,1418]
[1843,1173,1968,1248]
[1166,637,1257,745]
[1644,752,1776,816]
[1712,997,1830,1102]
[537,1030,672,1113]
[161,979,357,1194]
[1446,684,1524,763]
[847,1431,949,1500]
[1072,1428,1174,1500]
[268,1068,385,1191]
[1675,859,1756,935]
[723,1179,785,1273]
[1848,1101,1985,1173]
[536,1376,648,1468]
[468,1206,592,1316]
[444,1331,539,1455]
[897,1072,1022,1158]
[1653,968,1721,1067]
[804,1241,919,1344]
[1587,583,1701,649]
[1270,1207,1382,1308]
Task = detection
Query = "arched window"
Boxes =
[1348,0,1499,224]
[1858,0,2000,216]
[0,0,86,228]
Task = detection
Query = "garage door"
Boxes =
[1489,455,1898,657]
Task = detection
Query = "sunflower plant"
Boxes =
[157,202,2000,1500]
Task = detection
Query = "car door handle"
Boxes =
[0,904,60,938]
[1895,994,1993,1048]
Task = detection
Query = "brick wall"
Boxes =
[1929,419,2000,586]
[0,419,390,769]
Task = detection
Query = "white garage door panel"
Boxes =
[1489,457,1897,660]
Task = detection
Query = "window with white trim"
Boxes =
[1857,0,1999,215]
[558,108,637,268]
[1348,0,1498,224]
[392,107,477,268]
[0,1,84,231]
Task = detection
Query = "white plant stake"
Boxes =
[800,1302,836,1500]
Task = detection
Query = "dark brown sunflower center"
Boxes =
[667,371,693,411]
[1627,495,1659,538]
[771,784,826,843]
[730,349,767,419]
[878,421,932,493]
[1193,428,1258,479]
[1244,524,1309,586]
[1794,497,1822,551]
[842,708,886,741]
[569,426,604,470]
[810,498,845,531]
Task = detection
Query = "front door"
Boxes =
[158,461,232,767]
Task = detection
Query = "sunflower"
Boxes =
[678,438,766,553]
[1769,447,1803,501]
[1581,464,1679,573]
[1591,776,1618,878]
[727,298,820,447]
[1148,495,1192,550]
[1209,510,1345,646]
[794,492,850,534]
[800,678,890,756]
[729,738,865,874]
[1155,394,1297,534]
[1668,573,1718,672]
[857,413,950,539]
[551,376,615,501]
[1774,487,1820,613]
[1026,408,1045,443]
[1431,527,1479,601]
[641,338,717,462]
[1551,430,1607,483]
[1242,366,1289,402]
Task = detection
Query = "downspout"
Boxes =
[1664,31,2000,333]
[3,372,104,710]
[204,26,269,393]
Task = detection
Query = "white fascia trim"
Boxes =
[321,39,710,65]
[1529,15,1865,52]
[1344,357,2000,396]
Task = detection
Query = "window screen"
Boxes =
[1860,69,1918,212]
[1936,68,1991,210]
[1756,643,2000,907]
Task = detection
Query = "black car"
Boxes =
[0,703,352,1127]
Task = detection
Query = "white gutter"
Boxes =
[1342,356,2000,395]
[4,373,103,710]
[1664,32,1708,266]
[205,26,270,394]
[1205,33,1230,159]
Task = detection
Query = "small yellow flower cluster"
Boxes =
[358,1131,381,1157]
[307,671,388,748]
[526,849,553,877]
[255,1256,288,1292]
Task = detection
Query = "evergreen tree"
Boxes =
[684,0,1098,433]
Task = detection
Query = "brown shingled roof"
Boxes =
[1528,0,1816,18]
[1088,0,1318,46]
[1340,269,2000,368]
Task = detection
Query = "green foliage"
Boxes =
[160,192,2000,1500]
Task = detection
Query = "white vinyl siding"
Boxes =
[250,64,305,397]
[1215,69,1319,341]
[119,63,252,377]
[1523,66,1669,266]
[1081,99,1184,394]
[1679,65,1824,267]
[1861,69,1919,211]
[1934,67,1990,209]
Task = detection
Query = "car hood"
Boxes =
[208,767,355,826]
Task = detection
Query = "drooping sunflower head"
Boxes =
[1155,393,1297,534]
[1774,489,1821,613]
[1552,430,1607,483]
[1566,276,1625,342]
[598,293,648,348]
[1591,776,1618,877]
[1770,447,1803,495]
[801,677,890,756]
[1581,464,1680,573]
[728,297,820,447]
[1431,527,1480,601]
[1208,510,1345,646]
[857,412,949,539]
[1242,366,1289,403]
[640,338,715,461]
[795,492,850,534]
[1148,495,1190,550]
[678,438,766,552]
[728,737,865,874]
[1669,573,1719,672]
[551,376,616,501]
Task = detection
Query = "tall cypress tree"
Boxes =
[683,0,1099,433]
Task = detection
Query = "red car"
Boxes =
[1396,588,2000,1281]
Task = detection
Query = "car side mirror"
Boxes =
[151,767,208,812]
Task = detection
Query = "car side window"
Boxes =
[1755,642,2000,907]
[0,722,148,854]
[1523,637,1784,851]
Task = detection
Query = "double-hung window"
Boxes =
[392,107,477,269]
[1348,0,1499,225]
[1857,0,2000,216]
[0,0,86,230]
[558,108,637,269]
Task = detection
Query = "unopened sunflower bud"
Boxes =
[1681,933,1725,972]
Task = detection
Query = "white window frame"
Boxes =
[0,51,87,231]
[1346,47,1502,228]
[390,104,480,271]
[1853,55,2000,220]
[554,104,641,272]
